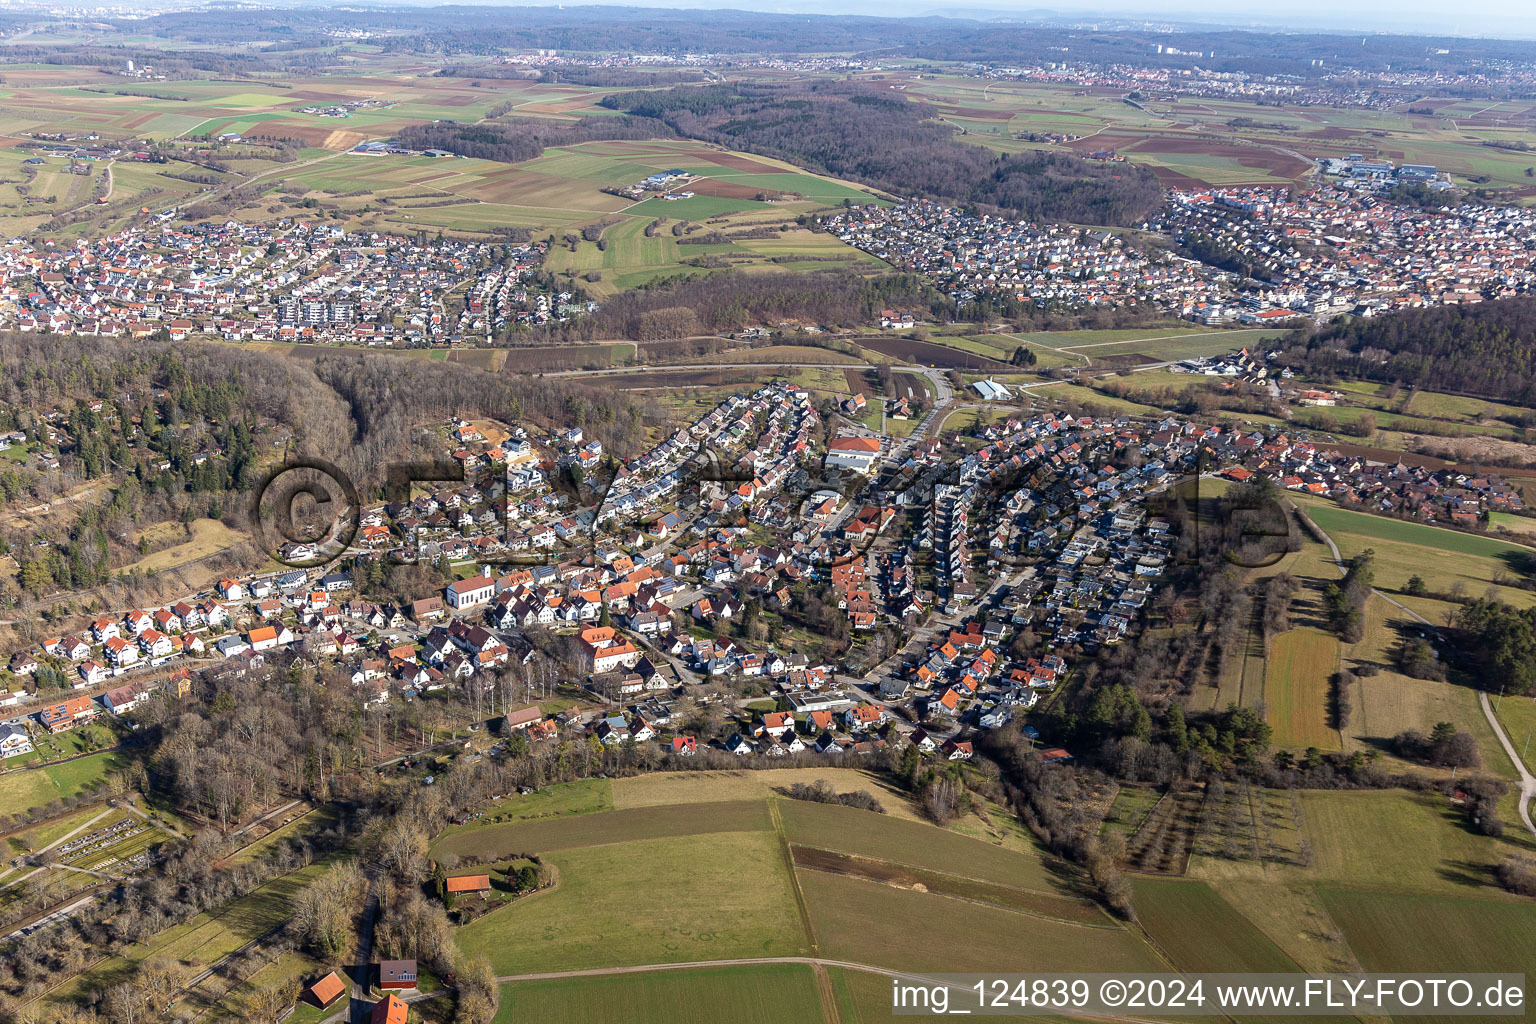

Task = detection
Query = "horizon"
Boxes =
[236,0,1536,41]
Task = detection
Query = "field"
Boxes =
[0,65,901,252]
[609,768,922,820]
[1296,496,1536,614]
[1320,890,1536,1024]
[46,856,338,1009]
[1191,789,1535,895]
[1264,628,1342,750]
[798,869,1162,975]
[1170,785,1536,984]
[123,517,244,574]
[887,72,1536,201]
[496,965,828,1024]
[0,750,124,814]
[440,775,1176,987]
[1133,878,1300,973]
[430,799,770,861]
[777,798,1060,893]
[455,829,809,974]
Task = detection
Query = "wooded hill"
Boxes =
[394,116,674,166]
[600,82,1164,227]
[1279,297,1536,406]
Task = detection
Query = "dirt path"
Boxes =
[1292,499,1536,839]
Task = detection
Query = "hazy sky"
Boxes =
[1054,0,1536,35]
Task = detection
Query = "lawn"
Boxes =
[1264,628,1341,750]
[457,830,809,974]
[496,964,827,1024]
[0,750,124,814]
[2,804,105,857]
[1133,877,1300,973]
[429,799,770,861]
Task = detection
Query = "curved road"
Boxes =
[1292,500,1536,838]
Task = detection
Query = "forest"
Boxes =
[394,115,674,166]
[600,82,1164,227]
[1279,297,1536,405]
[523,268,947,342]
[0,334,655,603]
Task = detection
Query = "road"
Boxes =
[1291,500,1536,839]
[1480,692,1536,838]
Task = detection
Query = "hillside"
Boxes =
[1281,298,1536,406]
[600,82,1164,227]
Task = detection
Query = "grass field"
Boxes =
[430,800,770,861]
[435,778,613,841]
[457,830,809,974]
[609,768,920,819]
[1488,511,1536,538]
[1297,497,1536,614]
[1265,628,1341,750]
[497,965,828,1024]
[47,856,337,1008]
[2,804,104,857]
[1190,789,1534,895]
[123,517,243,573]
[1133,878,1300,973]
[0,750,124,814]
[777,799,1061,894]
[1320,889,1536,1024]
[799,869,1162,975]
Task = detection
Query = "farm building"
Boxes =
[445,873,492,895]
[306,972,348,1009]
[972,378,1012,401]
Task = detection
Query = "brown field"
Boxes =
[487,345,624,371]
[687,177,777,199]
[695,151,787,173]
[596,368,769,390]
[843,367,874,395]
[936,105,1013,121]
[861,337,1009,369]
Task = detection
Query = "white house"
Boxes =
[445,576,496,609]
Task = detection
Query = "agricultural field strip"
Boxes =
[788,844,1114,927]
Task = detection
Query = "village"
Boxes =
[3,372,1526,790]
[0,220,574,346]
[829,182,1536,324]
